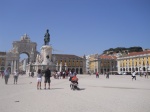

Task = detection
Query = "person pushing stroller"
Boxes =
[71,73,78,84]
[69,70,79,90]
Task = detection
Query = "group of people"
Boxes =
[0,68,19,84]
[53,70,69,79]
[36,68,80,90]
[1,67,149,90]
[0,67,52,90]
[36,67,51,90]
[95,72,109,79]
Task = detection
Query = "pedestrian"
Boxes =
[144,72,147,78]
[132,71,136,80]
[29,72,30,77]
[106,72,109,79]
[44,67,51,89]
[31,71,34,77]
[37,69,42,90]
[63,71,65,79]
[4,68,10,84]
[145,72,148,79]
[13,70,19,84]
[57,71,60,79]
[2,71,4,79]
[96,72,99,78]
[69,69,75,81]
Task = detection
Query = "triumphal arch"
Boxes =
[6,34,37,73]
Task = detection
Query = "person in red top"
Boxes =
[96,72,99,78]
[71,73,78,84]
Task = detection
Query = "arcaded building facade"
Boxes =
[52,54,86,74]
[117,50,150,74]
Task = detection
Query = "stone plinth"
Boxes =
[41,45,52,65]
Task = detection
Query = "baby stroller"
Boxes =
[70,81,79,90]
[69,75,79,90]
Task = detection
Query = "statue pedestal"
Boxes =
[41,45,52,65]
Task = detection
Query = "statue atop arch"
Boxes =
[44,29,50,45]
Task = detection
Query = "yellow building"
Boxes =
[89,54,98,73]
[99,54,117,74]
[117,50,150,74]
[52,54,86,74]
[89,54,117,74]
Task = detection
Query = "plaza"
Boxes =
[0,74,150,112]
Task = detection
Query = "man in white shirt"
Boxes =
[132,71,136,81]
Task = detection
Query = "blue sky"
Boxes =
[0,0,150,58]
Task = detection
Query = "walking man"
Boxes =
[4,68,10,84]
[106,72,109,79]
[132,71,136,81]
[44,67,51,89]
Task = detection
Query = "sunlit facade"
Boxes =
[117,50,150,74]
[52,54,86,74]
[89,54,98,73]
[89,54,117,74]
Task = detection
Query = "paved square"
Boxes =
[0,75,150,112]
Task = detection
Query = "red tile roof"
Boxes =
[127,51,150,56]
[52,54,83,59]
[99,54,117,59]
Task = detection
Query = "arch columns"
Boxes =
[11,60,19,73]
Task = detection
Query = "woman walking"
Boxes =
[37,69,42,90]
[14,70,19,84]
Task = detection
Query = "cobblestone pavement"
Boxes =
[0,74,150,112]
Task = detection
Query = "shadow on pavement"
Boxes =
[102,86,150,90]
[39,88,64,90]
[78,88,86,91]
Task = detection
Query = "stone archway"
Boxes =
[20,52,30,64]
[6,34,37,73]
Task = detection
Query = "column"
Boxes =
[14,60,16,72]
[117,60,120,74]
[11,60,14,74]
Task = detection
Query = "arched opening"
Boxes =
[19,53,29,73]
[101,69,103,73]
[76,68,78,74]
[143,67,146,71]
[80,68,83,74]
[107,69,110,72]
[123,68,125,71]
[132,68,134,71]
[1,67,5,72]
[120,68,122,71]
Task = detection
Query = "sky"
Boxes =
[0,0,150,58]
